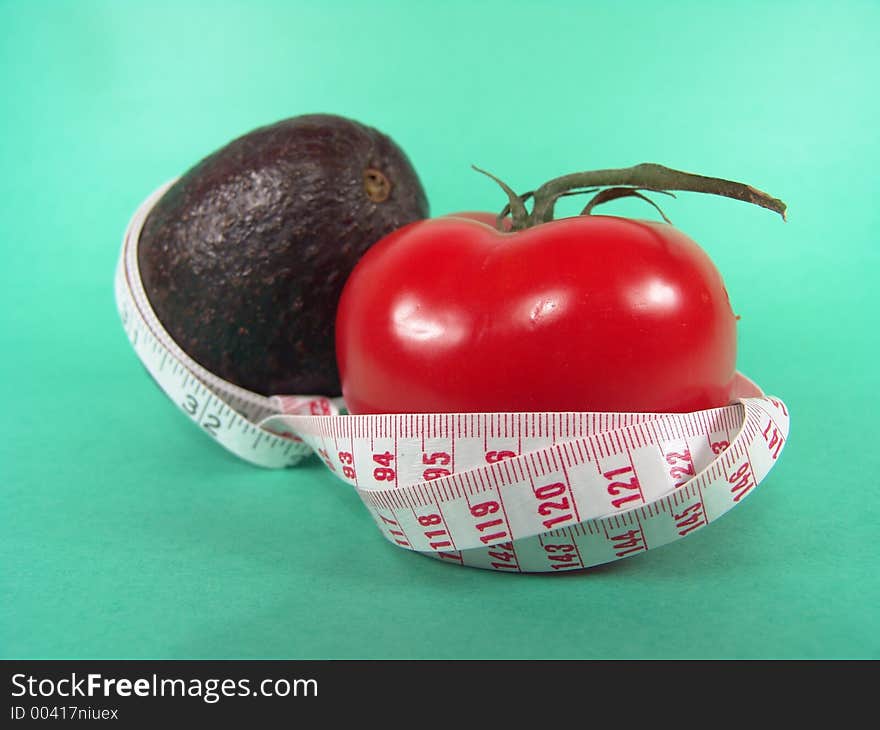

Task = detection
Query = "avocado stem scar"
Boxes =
[364,168,391,203]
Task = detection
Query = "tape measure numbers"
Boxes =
[115,181,790,573]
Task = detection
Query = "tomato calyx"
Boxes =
[472,162,788,232]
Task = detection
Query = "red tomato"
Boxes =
[335,215,738,414]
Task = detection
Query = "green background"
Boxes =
[2,0,877,660]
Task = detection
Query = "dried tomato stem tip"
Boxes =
[471,165,530,230]
[529,163,787,229]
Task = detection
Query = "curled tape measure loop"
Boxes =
[116,182,790,573]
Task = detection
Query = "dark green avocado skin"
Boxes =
[137,114,429,396]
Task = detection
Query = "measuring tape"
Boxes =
[115,180,790,573]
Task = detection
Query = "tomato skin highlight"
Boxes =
[335,215,737,414]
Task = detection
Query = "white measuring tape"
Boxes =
[115,180,790,573]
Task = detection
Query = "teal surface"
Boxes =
[1,0,877,659]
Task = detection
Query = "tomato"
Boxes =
[335,213,739,414]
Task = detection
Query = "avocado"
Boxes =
[137,114,429,396]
